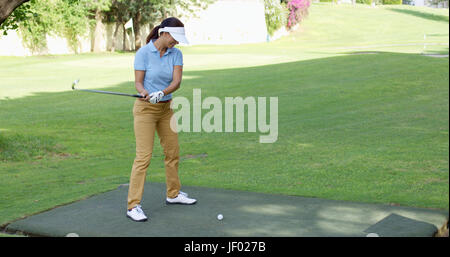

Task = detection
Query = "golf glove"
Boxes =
[149,91,164,104]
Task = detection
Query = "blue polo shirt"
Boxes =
[134,39,183,101]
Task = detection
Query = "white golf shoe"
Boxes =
[166,192,197,205]
[127,204,148,222]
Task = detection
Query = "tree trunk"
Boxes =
[92,8,103,52]
[0,0,29,25]
[122,23,126,51]
[133,11,142,51]
[111,22,120,52]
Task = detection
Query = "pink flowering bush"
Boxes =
[287,0,310,29]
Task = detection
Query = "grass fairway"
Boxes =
[0,3,448,228]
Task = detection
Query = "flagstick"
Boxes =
[131,24,135,50]
[124,18,135,51]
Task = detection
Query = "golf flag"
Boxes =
[125,18,133,30]
[124,18,135,50]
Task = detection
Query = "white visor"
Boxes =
[159,27,189,45]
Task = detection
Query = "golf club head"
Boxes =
[72,79,80,90]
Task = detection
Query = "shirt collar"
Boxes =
[149,39,173,55]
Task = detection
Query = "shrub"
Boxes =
[264,0,289,36]
[3,0,92,54]
[287,0,311,29]
[356,0,373,4]
[383,0,403,4]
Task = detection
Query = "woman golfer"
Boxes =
[127,17,196,222]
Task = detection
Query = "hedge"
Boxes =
[382,0,402,4]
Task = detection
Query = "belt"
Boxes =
[159,99,172,103]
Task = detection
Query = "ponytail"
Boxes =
[145,17,185,45]
[146,25,161,44]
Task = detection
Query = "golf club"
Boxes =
[71,79,144,99]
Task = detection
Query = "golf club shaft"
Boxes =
[74,88,143,98]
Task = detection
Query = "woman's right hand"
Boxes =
[139,90,150,102]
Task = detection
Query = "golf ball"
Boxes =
[65,233,79,237]
[366,233,379,237]
[217,214,223,220]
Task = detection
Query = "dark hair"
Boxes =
[146,17,184,44]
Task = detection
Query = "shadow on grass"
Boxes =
[422,47,450,56]
[387,8,449,23]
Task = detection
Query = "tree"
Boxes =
[104,0,170,51]
[56,0,93,53]
[104,0,131,51]
[1,0,91,54]
[126,0,166,51]
[429,0,448,6]
[0,0,29,26]
[86,0,112,52]
[0,0,34,35]
[123,0,212,51]
[2,0,214,53]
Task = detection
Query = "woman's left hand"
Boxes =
[149,91,165,104]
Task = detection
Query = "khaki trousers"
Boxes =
[127,99,180,210]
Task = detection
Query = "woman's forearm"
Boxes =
[135,82,146,94]
[163,65,182,96]
[135,70,146,95]
[162,80,181,96]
